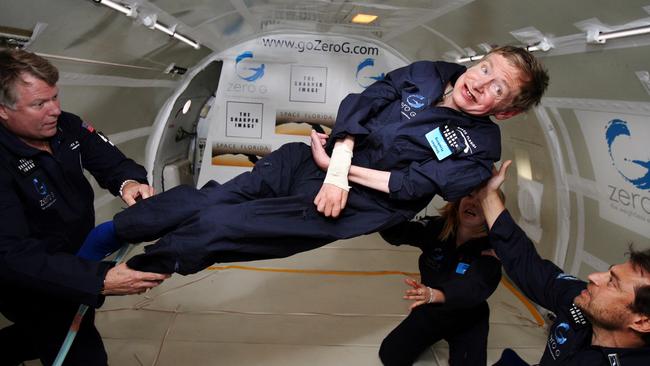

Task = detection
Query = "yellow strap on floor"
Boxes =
[207,264,545,327]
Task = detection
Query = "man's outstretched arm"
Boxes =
[476,161,584,311]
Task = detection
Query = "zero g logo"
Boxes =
[33,177,56,209]
[406,94,426,109]
[401,94,427,120]
[355,58,385,88]
[235,51,265,82]
[553,322,569,345]
[32,177,47,196]
[547,322,569,360]
[606,119,650,190]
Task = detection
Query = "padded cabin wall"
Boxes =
[498,114,559,262]
[54,79,175,223]
[49,58,182,223]
[534,45,650,277]
[157,33,409,187]
[541,101,650,277]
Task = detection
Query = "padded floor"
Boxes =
[4,234,548,365]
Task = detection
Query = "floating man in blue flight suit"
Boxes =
[106,46,549,275]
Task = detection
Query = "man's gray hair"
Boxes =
[0,48,59,108]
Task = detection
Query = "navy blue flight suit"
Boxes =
[0,112,148,366]
[378,216,502,366]
[490,210,650,365]
[117,61,502,275]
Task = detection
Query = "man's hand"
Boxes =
[102,263,170,295]
[121,181,155,206]
[476,160,512,229]
[476,160,511,202]
[314,183,348,218]
[310,130,330,171]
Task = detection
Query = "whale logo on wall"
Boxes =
[355,58,385,88]
[235,51,265,82]
[605,119,650,190]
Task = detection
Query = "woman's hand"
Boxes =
[403,277,442,310]
[310,130,330,171]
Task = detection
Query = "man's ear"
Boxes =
[0,104,9,121]
[629,313,650,334]
[493,108,522,120]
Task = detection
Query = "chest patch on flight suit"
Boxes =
[17,158,37,176]
[426,124,469,160]
[32,176,57,210]
[13,157,58,210]
[455,262,470,274]
[568,304,589,327]
[607,353,620,366]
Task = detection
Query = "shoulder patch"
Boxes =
[82,120,95,133]
[455,262,470,274]
[556,273,580,281]
[97,131,114,146]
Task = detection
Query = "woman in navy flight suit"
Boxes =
[377,192,503,366]
[102,46,548,275]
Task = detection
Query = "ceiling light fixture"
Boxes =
[0,26,32,49]
[92,0,200,49]
[456,54,484,63]
[93,0,133,17]
[456,40,552,64]
[352,14,378,24]
[587,25,650,44]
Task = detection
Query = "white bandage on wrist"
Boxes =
[428,287,435,303]
[323,145,353,191]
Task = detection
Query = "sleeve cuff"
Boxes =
[387,170,404,198]
[488,210,517,243]
[435,284,460,306]
[92,261,116,307]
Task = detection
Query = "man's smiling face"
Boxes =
[451,53,523,119]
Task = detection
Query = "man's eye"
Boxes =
[490,84,503,97]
